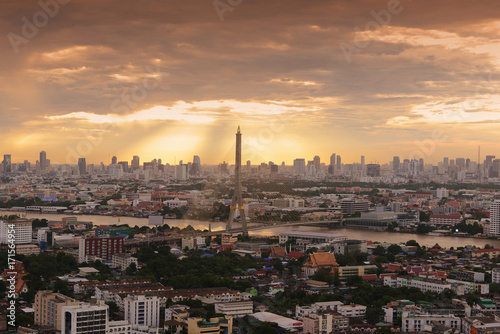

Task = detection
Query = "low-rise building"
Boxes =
[429,213,462,226]
[303,252,339,276]
[187,315,232,334]
[337,304,367,318]
[214,301,253,318]
[251,312,302,332]
[401,314,461,332]
[462,315,500,334]
[492,268,500,284]
[302,311,348,334]
[112,253,138,271]
[454,270,485,282]
[472,248,500,258]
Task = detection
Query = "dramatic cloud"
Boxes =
[1,0,500,164]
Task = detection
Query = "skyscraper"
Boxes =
[78,158,86,175]
[328,154,336,174]
[189,155,201,175]
[361,155,365,166]
[313,155,321,170]
[336,155,341,166]
[366,164,380,177]
[111,156,117,165]
[40,151,47,172]
[2,154,11,173]
[393,156,400,171]
[330,153,336,165]
[293,159,306,175]
[131,155,140,169]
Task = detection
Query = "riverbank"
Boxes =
[2,210,499,249]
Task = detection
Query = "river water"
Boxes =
[3,210,499,249]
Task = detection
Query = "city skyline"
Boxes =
[2,1,500,164]
[1,148,499,168]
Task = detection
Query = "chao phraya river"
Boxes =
[3,210,499,249]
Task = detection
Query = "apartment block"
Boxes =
[401,314,460,332]
[302,311,349,334]
[78,236,124,263]
[0,220,32,245]
[214,301,253,318]
[61,302,108,334]
[336,305,367,318]
[124,295,160,327]
[112,253,138,271]
[34,291,78,331]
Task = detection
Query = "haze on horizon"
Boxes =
[2,0,500,166]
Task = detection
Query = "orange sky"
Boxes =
[2,0,500,165]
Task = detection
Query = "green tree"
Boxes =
[387,244,403,255]
[406,240,420,247]
[419,211,430,222]
[106,301,120,315]
[466,294,479,307]
[366,307,384,325]
[311,268,333,284]
[53,279,71,296]
[373,245,386,256]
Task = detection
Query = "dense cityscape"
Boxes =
[3,0,500,333]
[1,138,500,333]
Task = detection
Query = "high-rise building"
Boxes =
[40,151,47,172]
[393,156,400,171]
[124,295,160,327]
[336,155,341,167]
[78,236,124,263]
[111,156,117,165]
[35,291,78,331]
[174,164,188,180]
[330,154,336,166]
[131,155,140,170]
[189,155,201,176]
[419,158,424,171]
[61,302,108,334]
[2,154,11,173]
[485,155,496,167]
[456,158,465,168]
[78,158,86,175]
[313,155,321,170]
[118,161,129,173]
[366,164,380,177]
[490,159,500,178]
[0,220,32,245]
[443,157,449,167]
[293,159,306,175]
[219,161,229,174]
[490,200,500,236]
[361,156,365,167]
